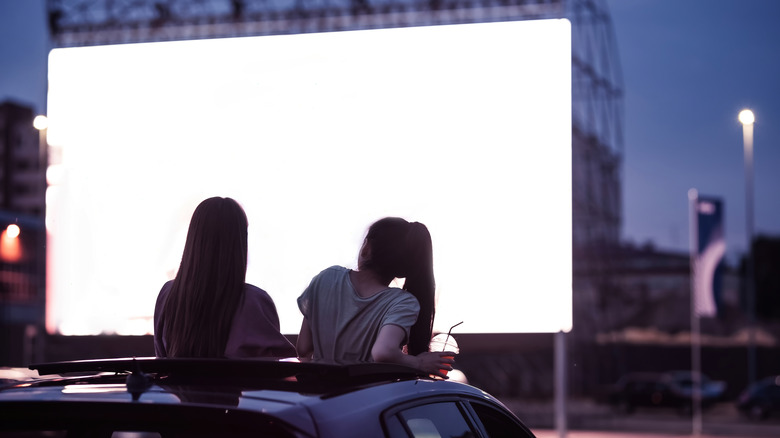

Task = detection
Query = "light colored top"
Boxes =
[297,265,420,364]
[154,281,296,358]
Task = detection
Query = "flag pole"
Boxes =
[688,188,702,437]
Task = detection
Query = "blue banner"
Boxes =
[694,196,725,317]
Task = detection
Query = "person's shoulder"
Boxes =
[244,283,272,299]
[315,265,349,280]
[324,265,348,274]
[385,288,419,305]
[243,283,281,310]
[154,280,174,313]
[157,280,174,297]
[245,283,263,292]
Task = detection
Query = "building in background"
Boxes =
[0,101,46,218]
[0,101,47,366]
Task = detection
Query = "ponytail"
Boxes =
[363,217,436,356]
[402,222,435,355]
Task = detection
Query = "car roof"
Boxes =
[0,357,507,438]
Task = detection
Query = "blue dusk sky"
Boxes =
[1,0,779,264]
[606,0,780,262]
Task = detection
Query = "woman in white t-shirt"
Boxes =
[297,217,455,377]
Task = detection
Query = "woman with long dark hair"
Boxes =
[154,197,295,358]
[296,217,454,377]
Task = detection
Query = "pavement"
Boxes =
[532,432,772,438]
[502,399,780,438]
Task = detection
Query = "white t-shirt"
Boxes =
[298,266,420,364]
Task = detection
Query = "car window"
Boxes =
[470,402,535,438]
[384,414,410,438]
[397,402,476,438]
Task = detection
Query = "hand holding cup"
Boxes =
[428,333,459,379]
[417,351,456,379]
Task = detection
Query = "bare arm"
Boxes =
[371,325,455,378]
[297,317,314,359]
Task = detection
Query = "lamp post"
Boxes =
[738,108,755,387]
[31,114,49,364]
[33,114,48,206]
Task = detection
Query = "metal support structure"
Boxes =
[44,0,623,197]
[47,0,564,46]
[44,0,625,406]
[46,0,625,273]
[554,331,567,438]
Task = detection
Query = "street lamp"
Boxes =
[739,108,755,386]
[33,115,48,220]
[33,115,48,165]
[32,115,48,131]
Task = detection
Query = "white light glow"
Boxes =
[6,224,20,239]
[738,109,755,125]
[0,226,22,263]
[33,115,48,131]
[46,19,572,336]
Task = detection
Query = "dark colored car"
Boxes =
[737,375,780,420]
[0,357,536,437]
[607,370,726,415]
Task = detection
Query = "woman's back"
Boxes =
[155,280,295,358]
[296,218,455,377]
[154,197,294,359]
[298,266,418,363]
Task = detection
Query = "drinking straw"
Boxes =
[444,321,464,346]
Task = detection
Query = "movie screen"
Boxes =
[45,19,572,335]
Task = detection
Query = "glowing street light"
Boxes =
[6,224,20,239]
[0,224,22,262]
[33,115,48,165]
[33,115,48,131]
[739,108,756,386]
[739,109,755,126]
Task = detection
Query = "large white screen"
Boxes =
[45,19,572,336]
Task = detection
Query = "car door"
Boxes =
[382,397,535,438]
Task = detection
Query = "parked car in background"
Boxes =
[737,375,780,420]
[0,357,536,437]
[606,370,726,415]
[664,370,727,403]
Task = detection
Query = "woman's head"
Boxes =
[162,197,249,357]
[179,196,249,279]
[361,217,435,355]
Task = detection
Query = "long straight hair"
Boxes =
[362,217,435,355]
[161,197,249,357]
